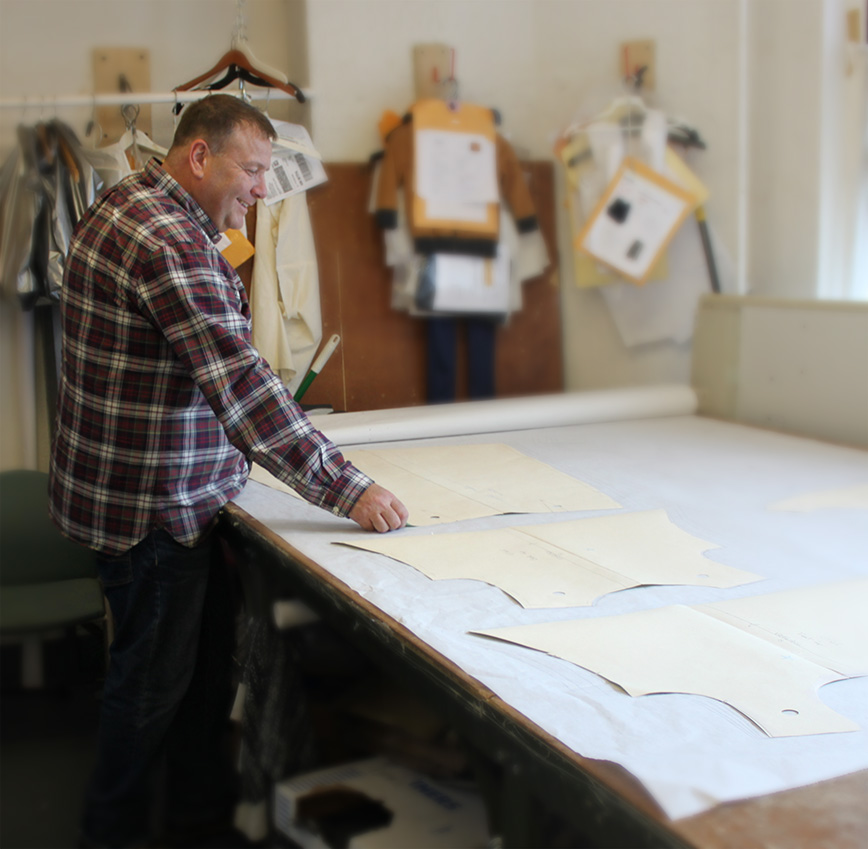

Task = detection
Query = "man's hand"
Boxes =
[348,483,409,533]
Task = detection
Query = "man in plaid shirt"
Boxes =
[49,95,407,848]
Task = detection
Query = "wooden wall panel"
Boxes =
[278,161,562,412]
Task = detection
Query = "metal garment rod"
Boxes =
[0,89,309,109]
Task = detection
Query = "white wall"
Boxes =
[304,0,861,389]
[0,0,861,468]
[0,0,307,151]
[749,0,825,300]
[0,0,307,470]
[307,0,745,390]
[692,295,868,447]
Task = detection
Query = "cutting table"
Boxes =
[218,386,868,848]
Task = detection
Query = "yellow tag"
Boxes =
[220,229,255,269]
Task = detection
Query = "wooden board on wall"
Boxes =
[92,47,152,144]
[287,161,562,412]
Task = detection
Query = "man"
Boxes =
[49,94,408,848]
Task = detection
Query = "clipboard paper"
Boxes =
[574,157,697,284]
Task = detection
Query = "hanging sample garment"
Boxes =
[249,192,323,394]
[82,127,168,190]
[374,99,539,258]
[372,161,548,318]
[371,101,549,403]
[0,120,102,308]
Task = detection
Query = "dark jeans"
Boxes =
[426,316,498,403]
[83,527,237,848]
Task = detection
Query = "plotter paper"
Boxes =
[767,483,868,513]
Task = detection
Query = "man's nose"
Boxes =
[252,173,267,199]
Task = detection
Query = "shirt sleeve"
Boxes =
[135,239,372,518]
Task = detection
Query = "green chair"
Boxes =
[0,469,107,688]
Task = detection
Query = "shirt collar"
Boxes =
[142,158,222,244]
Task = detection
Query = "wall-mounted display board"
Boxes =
[292,162,562,412]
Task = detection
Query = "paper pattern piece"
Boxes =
[475,579,868,736]
[250,443,620,526]
[697,578,868,677]
[348,443,620,524]
[342,510,760,608]
[768,483,868,513]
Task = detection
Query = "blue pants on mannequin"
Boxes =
[82,527,238,848]
[426,316,500,403]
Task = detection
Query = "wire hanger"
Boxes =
[112,76,167,167]
[173,0,305,103]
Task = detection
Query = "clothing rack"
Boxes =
[0,88,308,110]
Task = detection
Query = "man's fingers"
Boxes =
[379,500,407,532]
[392,497,410,527]
[370,501,405,533]
[349,484,409,532]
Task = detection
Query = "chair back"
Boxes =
[0,470,98,586]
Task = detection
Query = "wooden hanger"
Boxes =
[174,48,305,103]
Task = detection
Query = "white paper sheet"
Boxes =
[234,402,868,819]
[768,483,868,512]
[415,129,498,208]
[428,251,511,314]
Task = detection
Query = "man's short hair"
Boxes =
[171,94,277,153]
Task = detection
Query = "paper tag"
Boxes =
[264,119,328,204]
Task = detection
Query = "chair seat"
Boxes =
[0,578,105,635]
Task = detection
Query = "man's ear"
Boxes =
[188,139,209,179]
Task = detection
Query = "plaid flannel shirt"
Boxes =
[50,159,371,555]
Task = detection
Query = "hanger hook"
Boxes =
[86,95,103,147]
[238,77,251,104]
[122,102,140,131]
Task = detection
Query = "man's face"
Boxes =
[198,124,271,232]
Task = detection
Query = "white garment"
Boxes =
[250,194,322,394]
[79,145,133,189]
[80,129,168,188]
[377,167,549,318]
